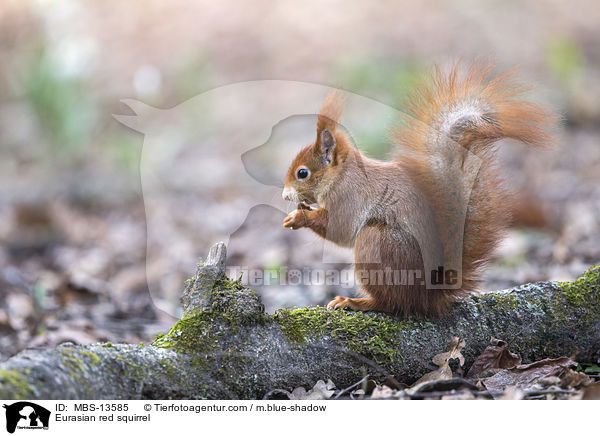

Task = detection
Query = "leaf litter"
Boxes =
[278,337,594,400]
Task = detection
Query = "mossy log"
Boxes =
[1,243,599,400]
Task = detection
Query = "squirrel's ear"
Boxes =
[319,129,336,164]
[316,91,343,165]
[317,91,344,136]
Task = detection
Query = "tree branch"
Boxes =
[1,243,598,399]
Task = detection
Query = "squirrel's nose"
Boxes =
[282,187,292,201]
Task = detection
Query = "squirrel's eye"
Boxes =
[296,168,310,180]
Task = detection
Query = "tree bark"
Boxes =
[1,243,599,400]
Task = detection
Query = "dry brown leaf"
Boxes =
[408,337,466,392]
[432,336,466,368]
[370,385,397,399]
[467,337,522,379]
[483,357,591,398]
[559,368,592,389]
[264,379,336,400]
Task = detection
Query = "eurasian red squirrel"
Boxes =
[282,64,557,316]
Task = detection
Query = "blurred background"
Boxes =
[1,0,599,360]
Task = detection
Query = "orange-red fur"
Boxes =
[283,63,557,317]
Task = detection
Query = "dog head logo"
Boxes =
[3,402,50,433]
[114,81,478,313]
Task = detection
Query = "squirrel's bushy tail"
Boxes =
[392,63,557,300]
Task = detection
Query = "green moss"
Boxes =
[102,342,113,348]
[79,350,101,365]
[214,276,245,291]
[158,359,179,380]
[152,305,255,396]
[556,265,600,322]
[105,354,139,379]
[189,356,209,371]
[57,347,94,397]
[559,266,600,306]
[154,300,406,364]
[208,289,261,316]
[480,292,520,311]
[183,268,265,319]
[0,370,33,399]
[273,307,407,364]
[59,348,85,375]
[157,270,268,355]
[185,272,244,296]
[153,312,221,354]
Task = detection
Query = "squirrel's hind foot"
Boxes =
[326,296,378,311]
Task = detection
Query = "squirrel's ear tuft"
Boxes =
[317,90,344,138]
[319,129,336,164]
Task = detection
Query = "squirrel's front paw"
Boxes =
[283,209,306,229]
